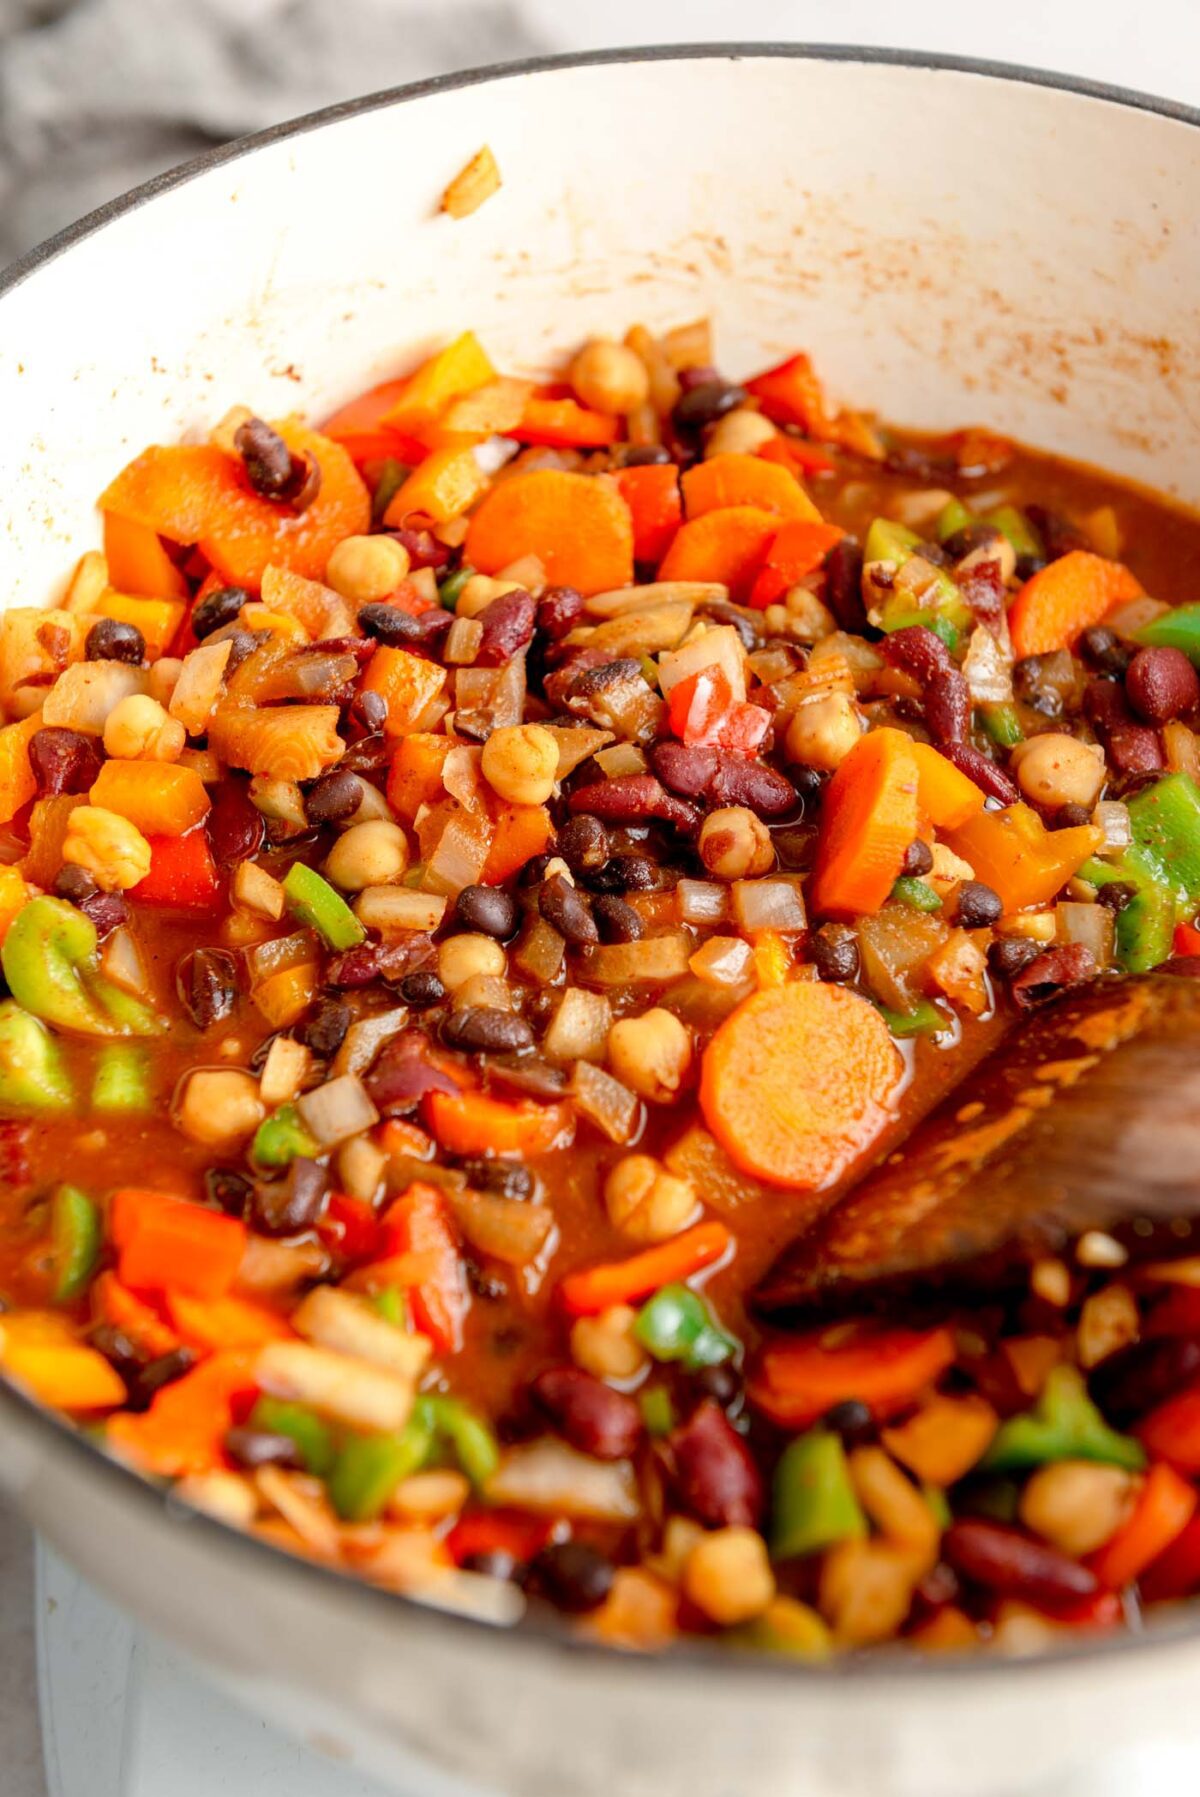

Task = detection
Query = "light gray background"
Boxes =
[1,3,1198,1792]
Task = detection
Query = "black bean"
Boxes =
[78,890,128,940]
[442,1007,535,1055]
[1096,881,1138,914]
[810,922,859,983]
[954,881,1003,928]
[176,947,239,1029]
[588,853,670,894]
[454,884,518,940]
[192,585,250,640]
[476,589,536,667]
[84,617,145,664]
[593,894,644,943]
[672,381,747,431]
[535,1540,615,1614]
[901,838,934,877]
[773,822,820,870]
[220,629,259,672]
[204,1167,254,1215]
[518,852,557,888]
[1052,802,1093,830]
[301,999,352,1058]
[235,416,310,503]
[358,603,425,645]
[354,690,389,733]
[539,872,599,944]
[304,770,363,825]
[250,1158,329,1236]
[89,1324,144,1380]
[694,1363,743,1409]
[455,1158,534,1199]
[616,443,672,468]
[225,1427,303,1470]
[822,1398,876,1444]
[398,969,446,1008]
[988,936,1042,980]
[823,537,868,634]
[557,813,610,875]
[53,863,99,904]
[1011,943,1097,1008]
[128,1348,196,1411]
[943,524,1005,562]
[1080,626,1131,677]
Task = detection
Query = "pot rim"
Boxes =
[3,40,1200,1690]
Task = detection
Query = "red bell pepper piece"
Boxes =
[381,1181,466,1353]
[746,352,831,432]
[1174,920,1200,957]
[446,1509,554,1568]
[1140,1514,1200,1602]
[1137,1384,1200,1474]
[319,1193,388,1266]
[1146,1285,1200,1337]
[1087,1462,1197,1591]
[613,463,682,564]
[666,667,770,756]
[131,828,220,909]
[114,1190,247,1300]
[747,518,847,610]
[322,378,428,465]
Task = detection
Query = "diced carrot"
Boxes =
[207,705,344,782]
[90,759,211,838]
[613,463,682,565]
[115,1191,247,1299]
[107,1350,256,1477]
[381,332,496,434]
[558,1221,731,1317]
[98,427,371,589]
[750,1327,957,1428]
[808,727,921,917]
[166,1291,292,1352]
[511,391,619,449]
[361,647,447,738]
[465,470,634,597]
[92,1272,180,1359]
[681,453,822,525]
[102,513,189,600]
[0,713,46,826]
[481,802,554,883]
[131,829,220,910]
[699,982,902,1189]
[910,740,986,831]
[747,518,846,610]
[252,962,318,1029]
[944,804,1104,912]
[423,1089,572,1158]
[383,447,490,527]
[745,352,832,432]
[381,1182,466,1353]
[657,506,781,602]
[386,733,453,823]
[1008,551,1144,659]
[1087,1463,1197,1591]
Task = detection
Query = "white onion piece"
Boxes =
[255,1340,412,1433]
[332,1006,410,1079]
[593,742,646,778]
[296,1072,379,1147]
[963,623,1015,703]
[1092,800,1132,857]
[292,1286,431,1379]
[421,808,491,897]
[41,661,148,734]
[99,926,148,997]
[246,929,316,984]
[484,1439,641,1521]
[353,887,446,935]
[584,934,692,986]
[1055,902,1115,970]
[676,879,729,926]
[586,581,728,619]
[731,878,807,933]
[570,1060,640,1144]
[442,744,486,814]
[689,935,754,986]
[542,987,611,1063]
[168,639,232,733]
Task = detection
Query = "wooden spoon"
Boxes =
[755,968,1200,1320]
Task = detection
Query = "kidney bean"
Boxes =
[456,1158,534,1200]
[250,1158,329,1237]
[204,1167,254,1216]
[668,1400,764,1529]
[672,381,748,431]
[539,873,599,945]
[944,1519,1098,1606]
[531,1366,643,1460]
[301,998,353,1057]
[821,1398,877,1445]
[388,526,451,572]
[823,537,868,634]
[1090,1336,1200,1425]
[176,948,239,1029]
[924,668,970,744]
[535,1540,615,1613]
[958,558,1005,622]
[881,624,953,683]
[1084,677,1130,731]
[367,1033,462,1112]
[1125,646,1200,723]
[810,922,859,983]
[1011,943,1097,1008]
[593,894,644,943]
[650,739,719,798]
[304,769,364,825]
[941,742,1020,804]
[709,753,797,818]
[225,1426,304,1471]
[557,813,610,874]
[569,774,701,835]
[442,1007,535,1055]
[206,777,265,865]
[28,726,102,795]
[79,890,129,940]
[536,585,585,639]
[475,590,535,667]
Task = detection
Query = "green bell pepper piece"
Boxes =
[328,1405,434,1522]
[1135,602,1200,666]
[425,1395,500,1487]
[252,1103,319,1169]
[981,1364,1145,1474]
[639,1386,675,1437]
[891,876,942,913]
[91,1044,150,1113]
[771,1430,867,1560]
[879,609,960,651]
[370,458,409,525]
[878,999,946,1038]
[372,1287,409,1329]
[1126,773,1200,909]
[1079,855,1175,973]
[978,701,1025,749]
[0,998,73,1113]
[634,1282,738,1371]
[248,1397,335,1476]
[864,518,921,565]
[438,566,475,610]
[2,898,163,1038]
[983,505,1042,563]
[865,517,974,645]
[51,1184,101,1301]
[282,861,365,952]
[935,497,974,543]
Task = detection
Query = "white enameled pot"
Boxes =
[2,46,1200,1797]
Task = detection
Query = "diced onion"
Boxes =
[292,1286,431,1379]
[658,624,747,702]
[541,987,612,1063]
[1055,902,1115,970]
[255,1340,412,1432]
[583,934,692,987]
[41,661,148,734]
[963,623,1014,703]
[594,743,647,778]
[485,1438,642,1521]
[296,1073,379,1147]
[731,878,807,934]
[332,1007,410,1079]
[442,744,486,814]
[99,926,148,997]
[259,1035,311,1108]
[354,887,446,934]
[421,808,491,898]
[169,640,232,733]
[489,657,527,729]
[542,724,614,778]
[689,935,754,986]
[586,581,728,619]
[512,916,566,985]
[451,1190,555,1266]
[444,617,484,664]
[676,879,730,926]
[246,929,317,984]
[570,1060,640,1144]
[254,1466,341,1559]
[1092,800,1132,857]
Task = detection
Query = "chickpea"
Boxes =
[175,1067,264,1146]
[1019,1461,1137,1558]
[604,1153,698,1243]
[704,408,776,459]
[437,933,506,992]
[323,819,409,892]
[451,972,513,1012]
[325,533,410,604]
[480,723,559,806]
[1013,732,1105,809]
[570,1304,647,1380]
[569,339,650,416]
[103,693,186,762]
[684,1528,776,1627]
[62,805,152,891]
[607,1008,692,1104]
[786,693,863,771]
[698,806,774,880]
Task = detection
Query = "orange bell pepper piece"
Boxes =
[113,1190,247,1300]
[107,1350,257,1477]
[382,332,496,434]
[944,803,1103,912]
[361,647,447,738]
[90,759,211,838]
[383,446,490,527]
[910,741,986,831]
[381,1182,466,1353]
[751,1327,957,1428]
[102,513,189,600]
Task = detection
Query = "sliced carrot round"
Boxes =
[681,453,821,524]
[699,981,903,1190]
[98,425,370,589]
[1008,550,1143,658]
[465,469,633,596]
[808,726,921,918]
[657,505,781,600]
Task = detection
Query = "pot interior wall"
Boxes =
[0,53,1198,614]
